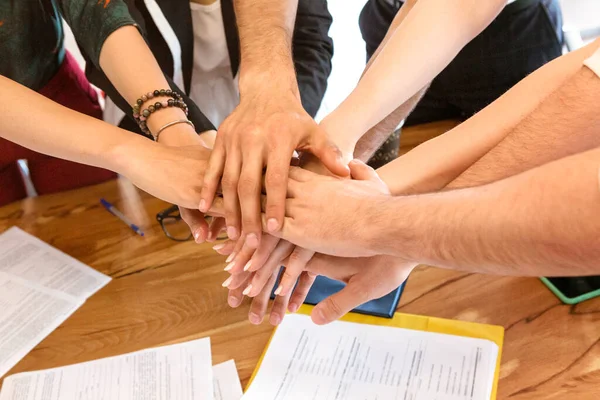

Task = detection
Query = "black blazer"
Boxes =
[85,0,334,137]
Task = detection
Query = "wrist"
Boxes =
[239,66,299,99]
[320,114,361,157]
[106,131,154,176]
[364,196,430,262]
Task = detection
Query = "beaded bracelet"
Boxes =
[132,89,189,138]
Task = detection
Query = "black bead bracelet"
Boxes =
[132,90,189,137]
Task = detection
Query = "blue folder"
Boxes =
[270,269,406,318]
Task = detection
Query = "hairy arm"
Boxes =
[371,144,600,277]
[234,0,299,95]
[377,39,600,195]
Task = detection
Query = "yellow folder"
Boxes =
[248,305,505,399]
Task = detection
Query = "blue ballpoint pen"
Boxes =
[100,198,145,237]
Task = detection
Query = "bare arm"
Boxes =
[98,26,202,146]
[377,39,600,195]
[324,0,506,152]
[0,75,214,209]
[337,0,429,161]
[371,144,600,276]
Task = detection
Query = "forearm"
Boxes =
[235,0,299,94]
[372,146,600,277]
[328,0,505,145]
[325,0,427,160]
[449,44,600,189]
[377,40,600,196]
[0,76,143,173]
[99,26,198,145]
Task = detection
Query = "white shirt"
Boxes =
[584,47,600,79]
[189,0,240,128]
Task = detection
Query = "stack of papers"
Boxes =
[243,314,500,400]
[0,227,110,378]
[0,338,243,400]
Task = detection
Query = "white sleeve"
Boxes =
[583,47,600,79]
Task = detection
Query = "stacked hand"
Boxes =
[197,82,349,250]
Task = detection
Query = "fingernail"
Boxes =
[242,284,253,296]
[246,233,259,248]
[224,262,234,272]
[199,199,207,212]
[213,244,225,251]
[225,252,236,263]
[289,303,299,313]
[228,295,241,307]
[207,231,214,241]
[249,312,262,325]
[193,231,201,243]
[270,314,282,326]
[267,218,279,233]
[313,307,326,324]
[243,260,252,271]
[222,276,232,288]
[274,285,283,296]
[227,226,238,240]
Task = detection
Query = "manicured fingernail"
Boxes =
[246,233,259,248]
[199,199,207,212]
[243,261,252,272]
[222,276,232,287]
[267,218,279,233]
[213,243,225,251]
[228,295,241,307]
[226,252,236,263]
[224,262,234,272]
[249,312,262,325]
[274,285,283,296]
[289,303,299,313]
[227,226,238,240]
[242,284,253,296]
[270,314,282,326]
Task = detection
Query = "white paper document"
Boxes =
[243,314,499,400]
[0,272,83,379]
[0,227,110,300]
[0,338,214,400]
[213,360,243,400]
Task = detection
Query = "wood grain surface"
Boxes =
[0,123,599,399]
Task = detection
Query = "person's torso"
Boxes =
[189,0,239,128]
[0,0,64,91]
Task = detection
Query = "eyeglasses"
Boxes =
[156,205,227,241]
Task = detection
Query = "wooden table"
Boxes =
[0,178,599,399]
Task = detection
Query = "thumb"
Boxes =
[349,159,379,181]
[311,280,370,325]
[309,128,350,177]
[179,207,209,243]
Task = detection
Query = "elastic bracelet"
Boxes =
[131,89,189,137]
[154,119,195,142]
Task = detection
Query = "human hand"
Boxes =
[306,254,416,325]
[270,159,391,257]
[215,235,315,325]
[155,129,225,243]
[198,86,350,252]
[124,142,211,209]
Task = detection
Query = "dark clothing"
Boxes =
[0,0,135,91]
[85,0,334,136]
[360,0,564,167]
[0,52,116,207]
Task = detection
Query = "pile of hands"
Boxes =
[134,83,416,327]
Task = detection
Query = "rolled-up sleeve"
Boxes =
[58,0,138,68]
